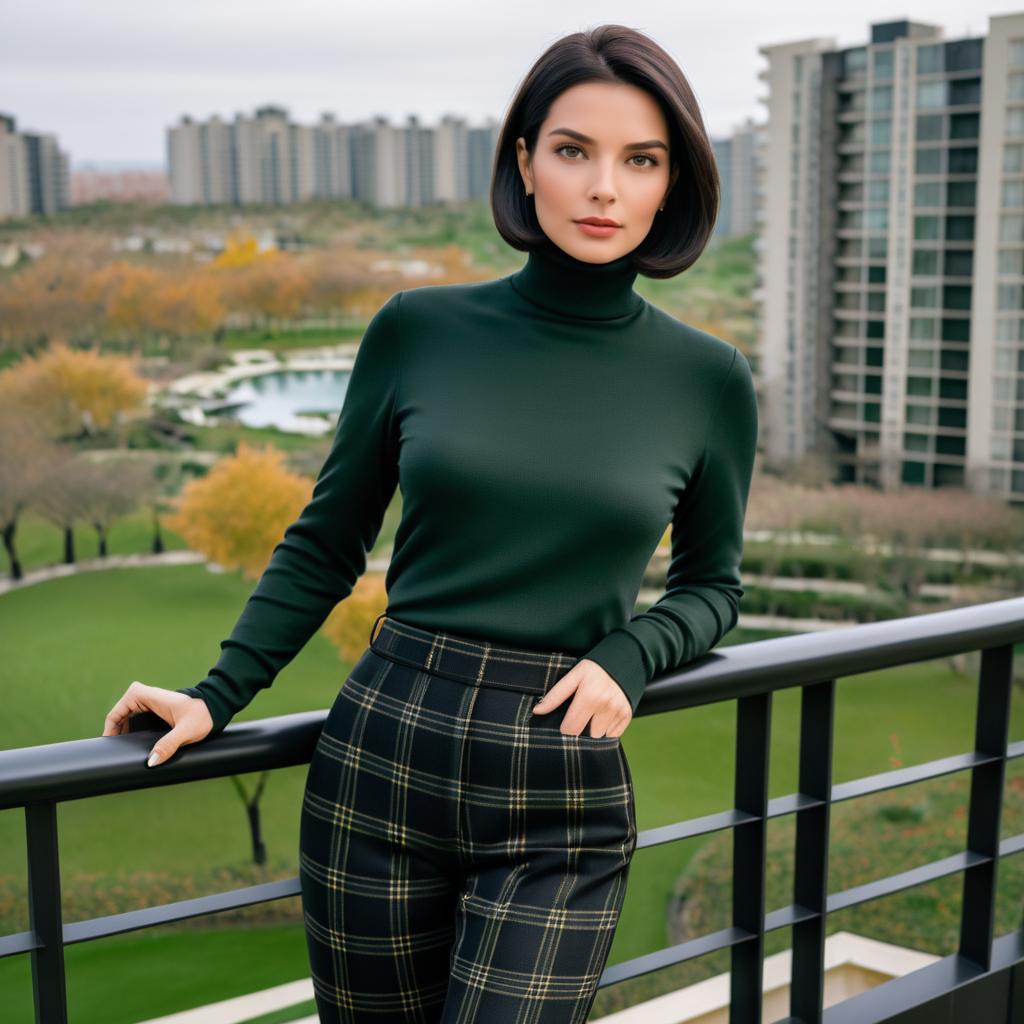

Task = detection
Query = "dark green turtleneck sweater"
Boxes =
[178,243,758,734]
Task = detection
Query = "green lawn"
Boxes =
[0,563,1021,1022]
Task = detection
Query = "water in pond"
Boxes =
[221,368,351,434]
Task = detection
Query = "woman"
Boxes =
[103,23,758,1023]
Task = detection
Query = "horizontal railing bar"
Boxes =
[1008,738,1024,760]
[767,792,826,817]
[63,876,302,944]
[821,929,1024,1023]
[827,850,988,913]
[0,929,39,960]
[636,597,1024,717]
[1001,833,1024,857]
[2,599,1023,809]
[0,877,302,960]
[765,902,819,932]
[0,711,326,810]
[633,809,761,850]
[830,750,997,803]
[598,925,758,987]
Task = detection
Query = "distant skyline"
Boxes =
[3,0,1012,167]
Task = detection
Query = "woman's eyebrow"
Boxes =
[546,127,669,152]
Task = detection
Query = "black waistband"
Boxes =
[368,614,580,696]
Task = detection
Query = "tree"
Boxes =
[30,448,92,564]
[321,572,389,665]
[75,457,154,557]
[0,402,64,579]
[163,441,311,578]
[0,341,149,442]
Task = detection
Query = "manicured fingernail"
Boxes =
[147,751,161,767]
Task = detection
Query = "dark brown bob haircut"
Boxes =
[491,24,719,279]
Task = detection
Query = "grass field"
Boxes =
[1,560,1021,1022]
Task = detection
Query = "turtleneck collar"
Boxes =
[508,242,643,321]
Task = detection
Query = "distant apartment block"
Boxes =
[713,118,765,238]
[756,13,1024,503]
[167,105,500,209]
[0,113,70,220]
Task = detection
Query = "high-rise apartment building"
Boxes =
[757,14,1024,502]
[713,118,765,238]
[167,106,499,211]
[0,113,70,220]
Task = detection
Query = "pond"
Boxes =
[220,368,352,434]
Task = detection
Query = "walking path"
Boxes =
[0,550,207,595]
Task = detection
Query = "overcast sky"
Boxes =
[2,1,1015,168]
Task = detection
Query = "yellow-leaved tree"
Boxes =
[0,341,149,441]
[321,572,389,665]
[164,441,310,579]
[165,441,388,659]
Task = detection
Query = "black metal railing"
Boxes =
[1,596,1023,1023]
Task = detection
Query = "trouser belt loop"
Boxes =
[369,611,388,645]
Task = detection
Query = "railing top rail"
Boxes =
[2,596,1022,809]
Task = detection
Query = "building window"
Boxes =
[869,149,891,174]
[945,250,973,277]
[911,286,939,308]
[950,112,979,139]
[916,114,944,141]
[1004,143,1024,173]
[1007,109,1024,138]
[949,147,978,173]
[910,317,938,339]
[999,248,1024,274]
[1000,213,1024,242]
[998,284,1024,310]
[917,81,947,108]
[918,44,943,74]
[846,47,868,75]
[868,179,890,202]
[1009,39,1024,69]
[871,85,894,112]
[866,208,889,230]
[947,180,976,208]
[914,181,942,207]
[1003,181,1024,209]
[915,147,942,173]
[871,119,892,145]
[914,215,941,240]
[945,215,974,241]
[913,249,939,275]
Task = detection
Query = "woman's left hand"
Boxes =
[531,659,633,738]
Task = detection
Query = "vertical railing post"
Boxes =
[959,643,1013,971]
[25,801,68,1023]
[790,679,836,1024]
[731,691,772,1023]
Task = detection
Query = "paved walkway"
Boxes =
[0,550,208,595]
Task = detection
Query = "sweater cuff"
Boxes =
[175,683,235,736]
[581,629,650,713]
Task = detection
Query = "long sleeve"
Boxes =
[582,346,758,713]
[177,290,403,735]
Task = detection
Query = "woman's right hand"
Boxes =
[102,681,215,767]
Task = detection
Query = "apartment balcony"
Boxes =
[1,599,1023,1023]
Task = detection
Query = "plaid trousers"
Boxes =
[298,613,638,1023]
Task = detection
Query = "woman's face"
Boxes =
[516,80,678,263]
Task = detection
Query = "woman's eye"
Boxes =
[555,144,658,167]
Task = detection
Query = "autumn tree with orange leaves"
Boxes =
[165,440,389,659]
[0,342,149,442]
